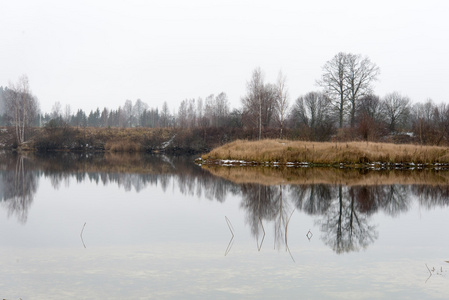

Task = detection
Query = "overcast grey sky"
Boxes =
[1,0,448,114]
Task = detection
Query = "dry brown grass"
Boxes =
[34,127,173,152]
[82,127,172,144]
[203,165,449,186]
[202,139,449,165]
[104,141,143,152]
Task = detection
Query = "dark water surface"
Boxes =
[1,152,449,299]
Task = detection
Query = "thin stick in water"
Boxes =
[224,216,234,256]
[257,218,265,251]
[425,264,432,283]
[80,222,87,249]
[285,209,296,263]
[225,216,234,237]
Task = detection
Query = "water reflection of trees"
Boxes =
[315,186,378,254]
[0,154,38,223]
[412,185,449,208]
[31,152,240,202]
[291,184,413,253]
[240,183,449,254]
[2,152,449,254]
[0,153,240,222]
[239,184,379,253]
[240,184,294,251]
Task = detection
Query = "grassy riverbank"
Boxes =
[201,139,449,166]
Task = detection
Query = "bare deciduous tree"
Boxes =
[215,92,230,127]
[318,53,347,129]
[64,104,72,123]
[291,91,334,141]
[4,75,40,144]
[100,107,108,127]
[0,86,5,115]
[435,103,449,145]
[51,101,62,120]
[196,97,204,127]
[242,68,276,139]
[346,54,380,127]
[203,94,215,127]
[357,94,383,121]
[133,99,148,127]
[160,101,170,127]
[381,92,410,133]
[318,52,379,128]
[274,71,289,138]
[410,99,442,145]
[123,99,133,127]
[242,68,264,139]
[177,99,188,128]
[356,94,385,141]
[186,98,196,128]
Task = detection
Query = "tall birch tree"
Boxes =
[4,75,39,144]
[274,71,289,138]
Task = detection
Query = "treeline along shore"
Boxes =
[2,125,449,169]
[3,53,449,162]
[0,126,283,154]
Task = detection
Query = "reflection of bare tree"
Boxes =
[412,185,449,208]
[377,185,410,217]
[290,184,332,215]
[317,186,378,254]
[241,184,277,238]
[290,184,417,253]
[240,184,294,250]
[0,155,38,223]
[3,150,449,253]
[273,185,292,250]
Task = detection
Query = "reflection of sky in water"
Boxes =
[1,159,449,299]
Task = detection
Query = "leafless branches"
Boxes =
[4,75,40,144]
[318,52,379,128]
[241,68,276,139]
[382,92,411,132]
[274,71,289,138]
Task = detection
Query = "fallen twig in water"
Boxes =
[285,209,296,263]
[257,218,265,251]
[80,222,87,249]
[225,216,234,256]
[225,235,234,256]
[306,230,313,241]
[225,216,234,238]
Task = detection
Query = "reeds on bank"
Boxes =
[201,139,449,165]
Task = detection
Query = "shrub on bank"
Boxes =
[34,121,81,151]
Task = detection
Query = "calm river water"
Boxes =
[1,152,449,299]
